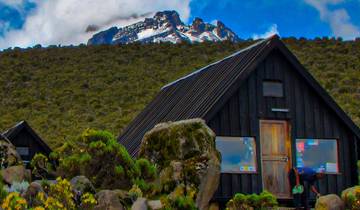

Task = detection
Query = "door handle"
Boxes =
[281,156,289,162]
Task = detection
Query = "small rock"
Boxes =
[1,165,26,184]
[94,190,125,210]
[315,194,344,210]
[70,175,96,194]
[131,197,147,210]
[147,200,162,210]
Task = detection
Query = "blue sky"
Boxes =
[0,0,359,49]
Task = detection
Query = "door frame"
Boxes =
[259,119,292,198]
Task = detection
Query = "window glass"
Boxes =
[263,81,284,97]
[16,147,30,156]
[216,137,257,173]
[296,139,339,173]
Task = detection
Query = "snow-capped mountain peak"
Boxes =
[87,10,240,45]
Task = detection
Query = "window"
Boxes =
[296,139,339,173]
[16,147,29,156]
[263,81,284,97]
[216,136,257,173]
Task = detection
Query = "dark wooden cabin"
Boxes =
[2,121,52,164]
[118,35,360,205]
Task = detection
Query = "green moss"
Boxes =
[135,158,157,180]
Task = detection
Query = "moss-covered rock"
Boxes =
[139,118,221,210]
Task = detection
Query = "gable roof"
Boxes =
[3,121,52,154]
[118,35,360,157]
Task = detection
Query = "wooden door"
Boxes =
[260,120,291,198]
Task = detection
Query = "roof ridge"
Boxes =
[161,36,276,90]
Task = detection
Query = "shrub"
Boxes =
[1,192,28,210]
[80,192,97,210]
[30,153,54,179]
[34,177,76,210]
[226,191,278,210]
[342,186,360,210]
[55,129,157,190]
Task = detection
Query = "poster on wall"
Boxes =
[296,139,339,173]
[216,137,257,173]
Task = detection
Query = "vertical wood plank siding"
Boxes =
[210,50,358,200]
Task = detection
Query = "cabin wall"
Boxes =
[9,129,49,162]
[208,49,358,201]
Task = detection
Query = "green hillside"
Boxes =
[0,38,359,148]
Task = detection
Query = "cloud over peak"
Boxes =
[0,0,191,49]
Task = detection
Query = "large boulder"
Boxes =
[0,136,22,167]
[1,165,27,184]
[70,175,96,194]
[94,190,125,210]
[139,118,221,210]
[341,186,360,209]
[315,194,345,210]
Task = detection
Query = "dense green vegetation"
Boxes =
[0,38,359,148]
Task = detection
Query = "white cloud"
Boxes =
[304,0,360,40]
[252,24,279,40]
[0,0,191,49]
[0,0,24,7]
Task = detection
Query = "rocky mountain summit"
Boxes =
[87,10,240,45]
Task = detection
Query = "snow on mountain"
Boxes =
[87,10,240,45]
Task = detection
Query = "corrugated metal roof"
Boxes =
[118,35,276,157]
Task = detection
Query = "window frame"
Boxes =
[215,136,258,174]
[262,80,284,98]
[295,138,340,174]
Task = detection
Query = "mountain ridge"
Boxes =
[87,10,240,45]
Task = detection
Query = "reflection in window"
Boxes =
[296,139,339,173]
[216,137,257,173]
[16,147,30,156]
[263,81,284,97]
